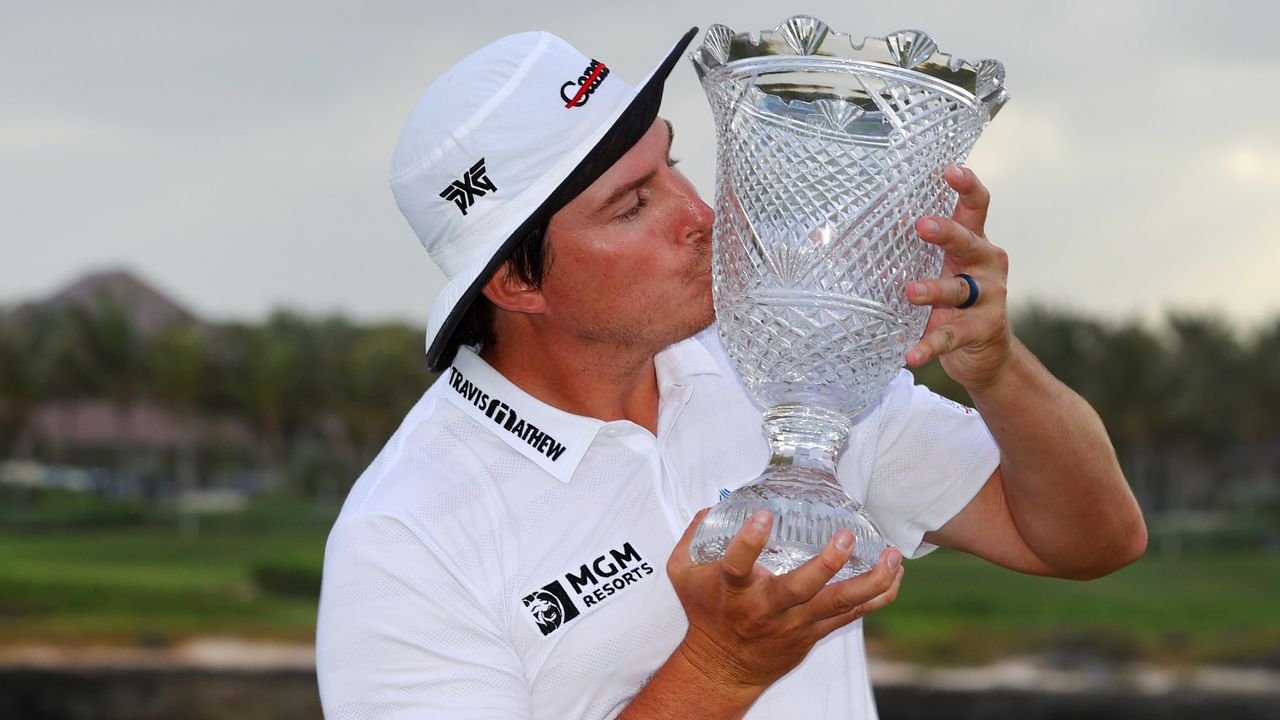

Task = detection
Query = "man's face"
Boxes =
[537,118,715,354]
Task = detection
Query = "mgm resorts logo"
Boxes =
[522,541,654,636]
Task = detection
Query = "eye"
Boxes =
[618,189,650,221]
[667,156,680,168]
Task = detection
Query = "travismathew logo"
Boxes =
[560,59,609,108]
[438,158,496,216]
[522,542,655,636]
[446,367,568,461]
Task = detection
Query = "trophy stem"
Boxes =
[690,403,888,580]
[763,404,849,477]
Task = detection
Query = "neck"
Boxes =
[481,326,661,434]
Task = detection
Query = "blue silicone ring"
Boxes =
[955,273,979,309]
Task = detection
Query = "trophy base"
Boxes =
[690,465,889,582]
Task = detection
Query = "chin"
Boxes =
[686,313,717,341]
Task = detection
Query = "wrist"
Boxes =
[673,631,767,707]
[617,638,764,720]
[961,335,1025,399]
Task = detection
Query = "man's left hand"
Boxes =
[905,165,1012,393]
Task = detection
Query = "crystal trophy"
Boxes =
[688,16,1008,580]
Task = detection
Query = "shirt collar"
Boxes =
[440,333,722,484]
[443,347,602,484]
[654,329,723,390]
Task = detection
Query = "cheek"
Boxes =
[573,236,657,284]
[546,252,629,311]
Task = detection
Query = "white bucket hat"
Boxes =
[390,27,698,371]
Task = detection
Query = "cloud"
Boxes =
[1221,140,1280,183]
[967,104,1071,183]
[0,116,101,155]
[2,1,1278,327]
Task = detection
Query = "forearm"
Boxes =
[617,640,762,720]
[968,338,1146,578]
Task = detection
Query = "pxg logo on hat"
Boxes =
[438,158,498,216]
[561,59,610,108]
[522,580,580,636]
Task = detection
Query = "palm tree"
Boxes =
[1094,320,1170,516]
[145,322,209,532]
[51,296,146,496]
[0,320,43,456]
[344,324,432,459]
[1162,313,1245,520]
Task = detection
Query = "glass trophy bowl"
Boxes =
[688,16,1008,580]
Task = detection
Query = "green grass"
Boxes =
[2,496,1278,667]
[866,548,1280,666]
[0,498,335,645]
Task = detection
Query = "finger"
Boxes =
[945,164,990,236]
[907,319,971,367]
[777,529,857,605]
[915,215,987,266]
[812,562,904,637]
[720,509,772,588]
[806,547,903,626]
[905,276,978,308]
[672,508,711,571]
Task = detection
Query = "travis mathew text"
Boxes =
[447,367,568,461]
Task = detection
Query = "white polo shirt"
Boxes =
[316,328,998,719]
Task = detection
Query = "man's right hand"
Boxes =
[670,508,904,698]
[618,509,903,719]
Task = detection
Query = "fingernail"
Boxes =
[886,549,902,572]
[750,510,771,531]
[919,219,939,234]
[946,165,964,180]
[835,531,853,551]
[906,350,921,364]
[908,281,926,299]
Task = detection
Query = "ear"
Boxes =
[481,264,547,315]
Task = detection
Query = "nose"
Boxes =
[689,193,714,236]
[670,170,714,238]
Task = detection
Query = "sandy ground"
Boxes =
[0,639,1277,696]
[869,657,1280,695]
[0,639,315,671]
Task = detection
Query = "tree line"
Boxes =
[916,306,1280,527]
[0,298,430,501]
[2,299,1278,524]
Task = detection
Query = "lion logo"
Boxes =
[521,582,579,636]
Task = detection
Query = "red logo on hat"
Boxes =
[561,60,610,108]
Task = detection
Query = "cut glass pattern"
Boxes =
[688,16,1006,578]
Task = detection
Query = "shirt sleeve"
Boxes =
[838,370,1000,559]
[316,512,531,719]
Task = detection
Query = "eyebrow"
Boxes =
[594,120,675,214]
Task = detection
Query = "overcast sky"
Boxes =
[4,1,1278,331]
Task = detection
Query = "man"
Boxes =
[316,27,1146,719]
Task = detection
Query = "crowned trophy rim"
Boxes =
[700,56,992,146]
[690,15,1009,120]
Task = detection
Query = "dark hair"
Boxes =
[451,220,551,353]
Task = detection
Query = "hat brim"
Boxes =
[424,27,699,372]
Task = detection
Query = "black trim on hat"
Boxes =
[426,27,699,372]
